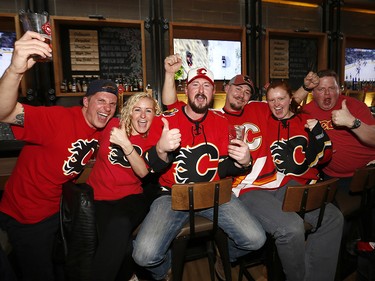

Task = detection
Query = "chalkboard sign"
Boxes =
[270,37,317,90]
[288,38,317,89]
[69,29,100,71]
[58,25,143,85]
[98,27,143,81]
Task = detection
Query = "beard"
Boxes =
[188,94,214,114]
[229,101,243,111]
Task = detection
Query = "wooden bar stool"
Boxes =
[238,178,338,281]
[171,177,233,281]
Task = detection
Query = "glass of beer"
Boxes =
[228,125,245,142]
[19,10,52,62]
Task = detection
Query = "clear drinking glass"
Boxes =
[19,10,52,62]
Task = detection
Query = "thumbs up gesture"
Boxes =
[331,99,355,128]
[110,122,133,152]
[156,117,181,153]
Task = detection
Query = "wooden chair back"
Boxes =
[171,177,232,211]
[348,165,375,193]
[171,177,232,237]
[282,178,338,234]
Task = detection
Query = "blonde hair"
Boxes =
[119,92,161,137]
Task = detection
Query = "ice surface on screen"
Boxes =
[344,48,375,81]
[173,39,242,80]
[0,32,16,78]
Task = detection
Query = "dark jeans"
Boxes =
[0,212,61,281]
[92,193,150,281]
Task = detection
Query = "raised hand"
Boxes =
[305,119,318,131]
[164,54,182,74]
[110,122,131,150]
[157,117,181,154]
[11,31,52,74]
[331,99,355,128]
[303,71,319,90]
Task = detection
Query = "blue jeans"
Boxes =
[132,194,266,280]
[240,183,344,281]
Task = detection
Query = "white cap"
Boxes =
[187,67,214,86]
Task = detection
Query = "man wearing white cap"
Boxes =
[132,64,266,281]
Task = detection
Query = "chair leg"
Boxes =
[264,236,285,281]
[206,240,215,281]
[172,238,188,281]
[238,259,256,281]
[215,229,232,281]
[237,248,266,281]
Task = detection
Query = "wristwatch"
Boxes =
[302,84,313,92]
[351,118,361,129]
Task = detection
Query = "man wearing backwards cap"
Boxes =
[132,62,266,280]
[0,32,118,281]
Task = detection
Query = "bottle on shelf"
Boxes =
[133,78,139,92]
[124,80,129,92]
[60,79,67,93]
[76,78,82,92]
[139,78,144,92]
[82,76,88,92]
[72,78,77,93]
[117,77,125,95]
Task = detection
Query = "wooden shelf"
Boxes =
[50,16,147,97]
[263,28,327,90]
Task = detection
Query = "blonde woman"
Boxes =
[86,92,161,281]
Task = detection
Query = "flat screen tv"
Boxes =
[344,48,375,82]
[173,38,242,81]
[0,32,17,78]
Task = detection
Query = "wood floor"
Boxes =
[138,257,357,280]
[179,257,357,281]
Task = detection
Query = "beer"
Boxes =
[33,36,52,62]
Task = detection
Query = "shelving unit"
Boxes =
[50,16,147,97]
[263,28,328,90]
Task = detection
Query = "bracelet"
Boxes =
[125,146,135,157]
[302,84,313,92]
[242,158,252,169]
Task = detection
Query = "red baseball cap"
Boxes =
[229,75,255,94]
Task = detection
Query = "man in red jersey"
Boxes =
[132,63,266,281]
[0,31,118,281]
